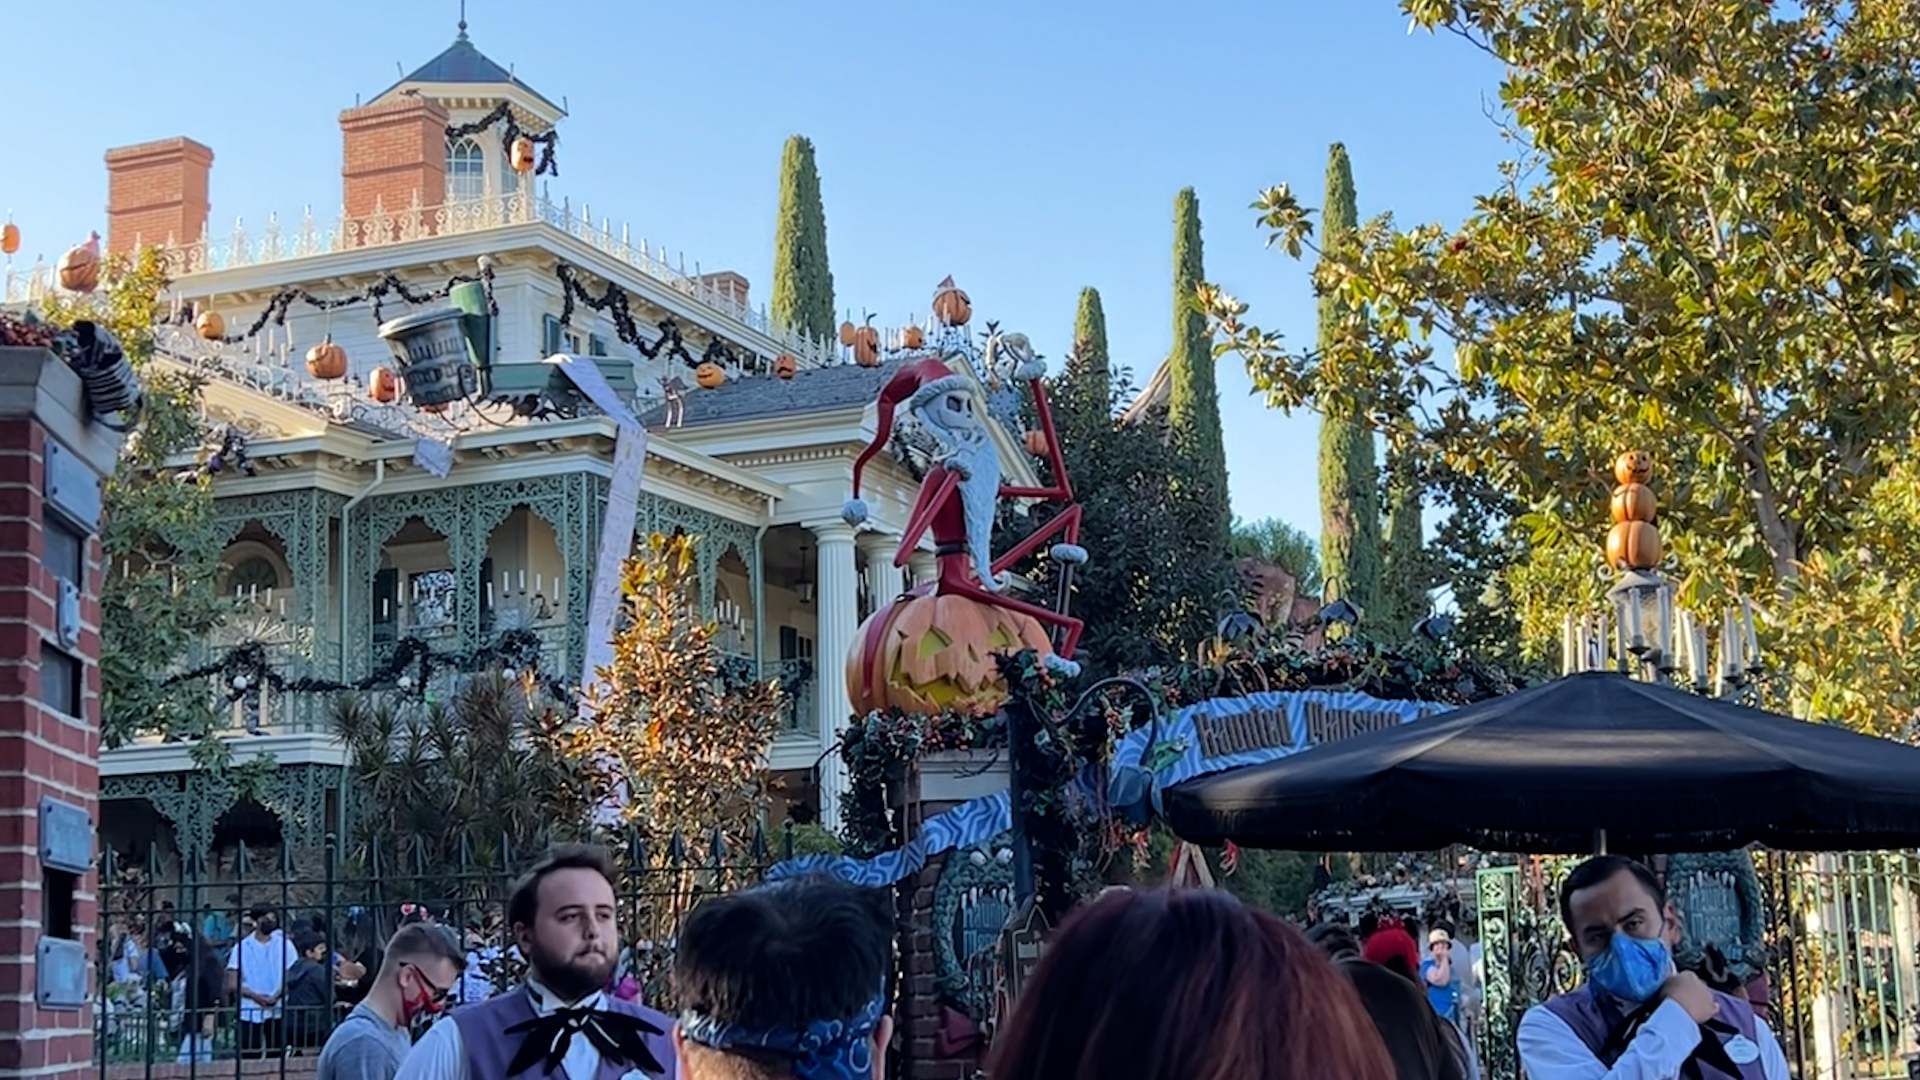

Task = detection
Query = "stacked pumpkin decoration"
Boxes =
[694,361,727,389]
[306,335,348,380]
[57,232,101,293]
[839,315,881,368]
[195,310,227,341]
[510,136,537,175]
[932,276,971,327]
[846,591,1061,717]
[1605,450,1662,571]
[368,367,401,404]
[772,353,798,380]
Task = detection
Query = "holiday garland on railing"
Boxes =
[192,265,499,345]
[162,627,564,703]
[448,102,559,178]
[554,262,755,376]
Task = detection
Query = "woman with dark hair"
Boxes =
[1308,922,1468,1080]
[175,934,226,1065]
[989,888,1395,1080]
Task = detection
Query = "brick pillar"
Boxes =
[340,96,450,236]
[103,137,214,255]
[0,347,125,1080]
[693,271,750,311]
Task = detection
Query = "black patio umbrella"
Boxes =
[1163,671,1920,854]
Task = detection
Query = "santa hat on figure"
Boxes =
[841,357,975,527]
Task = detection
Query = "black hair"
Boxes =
[1305,921,1362,961]
[673,874,892,1062]
[383,924,468,972]
[1558,855,1666,931]
[293,929,327,955]
[507,844,618,930]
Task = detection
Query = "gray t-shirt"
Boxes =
[318,1003,414,1080]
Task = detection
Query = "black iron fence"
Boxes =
[96,825,793,1074]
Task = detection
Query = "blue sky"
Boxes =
[3,1,1506,539]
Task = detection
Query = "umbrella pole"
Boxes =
[1594,828,1608,856]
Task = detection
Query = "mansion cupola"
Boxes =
[339,16,564,220]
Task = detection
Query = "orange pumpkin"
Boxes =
[932,276,972,326]
[306,335,348,380]
[0,223,18,256]
[1610,482,1655,525]
[772,353,798,379]
[1614,450,1652,486]
[695,361,727,389]
[1605,520,1662,571]
[1024,430,1049,457]
[846,591,1058,717]
[510,136,537,174]
[838,320,858,347]
[368,367,401,404]
[195,311,226,341]
[901,324,926,350]
[57,234,101,292]
[852,317,881,368]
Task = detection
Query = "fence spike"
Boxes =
[102,845,118,879]
[749,821,768,862]
[667,831,686,866]
[709,825,728,868]
[783,819,796,861]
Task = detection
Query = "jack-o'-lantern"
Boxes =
[1614,450,1652,486]
[57,233,101,293]
[306,336,348,380]
[1024,430,1048,457]
[901,324,926,350]
[510,136,537,174]
[1610,482,1655,525]
[1605,520,1662,571]
[838,320,858,347]
[695,361,727,389]
[368,367,401,404]
[932,276,971,327]
[195,311,226,341]
[773,353,798,379]
[851,317,881,368]
[0,222,18,256]
[846,591,1059,717]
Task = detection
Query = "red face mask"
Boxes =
[401,964,450,1024]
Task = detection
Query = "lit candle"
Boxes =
[518,570,526,591]
[265,587,273,608]
[278,598,287,618]
[250,584,258,602]
[381,598,390,619]
[486,582,494,606]
[534,573,543,595]
[1740,597,1759,670]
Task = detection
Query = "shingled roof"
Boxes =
[380,25,563,116]
[638,359,908,428]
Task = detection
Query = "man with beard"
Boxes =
[673,875,893,1080]
[395,845,674,1080]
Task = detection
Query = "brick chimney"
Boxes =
[694,270,750,311]
[0,346,126,1080]
[103,137,213,255]
[340,96,450,233]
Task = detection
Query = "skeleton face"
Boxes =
[920,388,982,440]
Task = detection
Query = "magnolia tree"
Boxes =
[1208,0,1920,732]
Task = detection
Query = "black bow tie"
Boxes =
[1601,999,1743,1080]
[503,1005,666,1078]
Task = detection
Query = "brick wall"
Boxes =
[0,349,121,1080]
[692,271,750,311]
[340,97,450,233]
[106,1059,318,1080]
[103,138,214,256]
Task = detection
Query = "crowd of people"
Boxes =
[108,849,1781,1080]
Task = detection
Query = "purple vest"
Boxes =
[451,988,676,1080]
[1542,983,1767,1080]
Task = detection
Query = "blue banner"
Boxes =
[768,689,1451,889]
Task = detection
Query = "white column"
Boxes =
[809,520,860,831]
[907,550,938,589]
[858,533,905,619]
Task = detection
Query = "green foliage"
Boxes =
[1379,441,1431,637]
[1166,188,1233,556]
[1315,144,1382,615]
[40,249,232,749]
[1209,1,1920,728]
[1071,287,1110,384]
[769,135,836,344]
[1230,517,1322,598]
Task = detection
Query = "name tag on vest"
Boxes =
[1723,1035,1760,1065]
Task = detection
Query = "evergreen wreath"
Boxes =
[186,266,497,345]
[446,102,559,178]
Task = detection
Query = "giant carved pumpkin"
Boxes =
[306,335,348,379]
[851,316,881,368]
[932,276,971,327]
[694,361,727,389]
[1614,450,1652,486]
[510,136,537,175]
[772,353,798,379]
[195,311,226,341]
[368,366,401,403]
[58,233,101,293]
[847,591,1058,717]
[901,324,926,350]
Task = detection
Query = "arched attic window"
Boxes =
[447,137,486,202]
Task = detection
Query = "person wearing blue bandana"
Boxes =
[1517,856,1789,1080]
[672,875,894,1080]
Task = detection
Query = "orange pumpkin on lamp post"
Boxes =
[1605,450,1663,572]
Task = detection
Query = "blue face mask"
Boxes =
[1584,931,1673,1003]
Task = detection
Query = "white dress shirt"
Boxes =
[1516,996,1791,1080]
[395,981,609,1080]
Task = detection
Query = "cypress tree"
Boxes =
[1166,188,1232,553]
[1071,287,1110,384]
[1316,144,1382,616]
[1380,443,1427,634]
[769,135,835,343]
